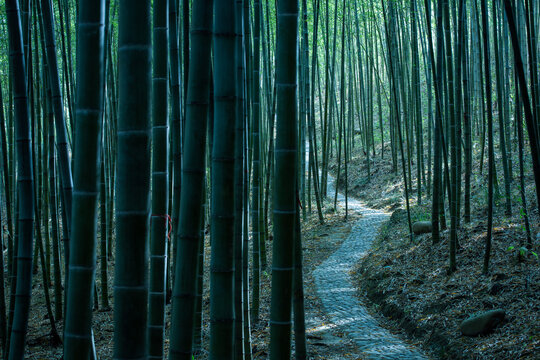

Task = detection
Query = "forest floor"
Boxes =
[329,139,540,359]
[22,192,367,359]
[19,137,540,359]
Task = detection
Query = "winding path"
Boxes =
[313,177,427,359]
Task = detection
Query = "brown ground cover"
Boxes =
[333,141,539,359]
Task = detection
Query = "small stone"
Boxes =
[488,282,504,295]
[412,221,432,235]
[460,309,506,336]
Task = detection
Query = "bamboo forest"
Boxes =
[0,0,539,358]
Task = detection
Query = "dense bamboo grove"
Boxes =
[0,0,538,358]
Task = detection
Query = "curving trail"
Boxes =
[313,176,427,359]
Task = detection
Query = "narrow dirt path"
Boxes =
[313,176,427,359]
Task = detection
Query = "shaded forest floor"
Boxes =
[330,138,540,359]
[18,135,540,359]
[22,193,366,359]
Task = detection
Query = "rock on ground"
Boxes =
[412,221,432,235]
[459,309,506,337]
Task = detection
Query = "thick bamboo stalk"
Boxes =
[114,1,152,357]
[169,0,214,358]
[269,1,298,358]
[5,0,35,358]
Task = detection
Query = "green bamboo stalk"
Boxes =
[503,0,540,219]
[269,0,298,358]
[98,1,111,313]
[258,3,268,272]
[210,1,236,357]
[250,0,261,325]
[63,0,106,357]
[56,0,75,134]
[5,0,35,358]
[183,0,190,116]
[443,0,457,273]
[293,192,306,360]
[462,0,473,224]
[99,156,109,310]
[515,79,533,248]
[45,66,63,322]
[169,0,214,358]
[0,75,14,281]
[0,64,11,352]
[298,3,306,221]
[193,186,206,353]
[169,0,182,272]
[114,1,152,357]
[29,24,39,279]
[40,0,74,269]
[5,201,18,360]
[105,45,116,260]
[411,0,423,205]
[424,0,443,244]
[34,208,61,345]
[148,0,170,358]
[308,0,324,224]
[241,6,253,357]
[242,126,252,360]
[383,0,413,242]
[233,1,245,358]
[524,0,540,146]
[261,0,277,267]
[492,0,512,216]
[480,0,494,274]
